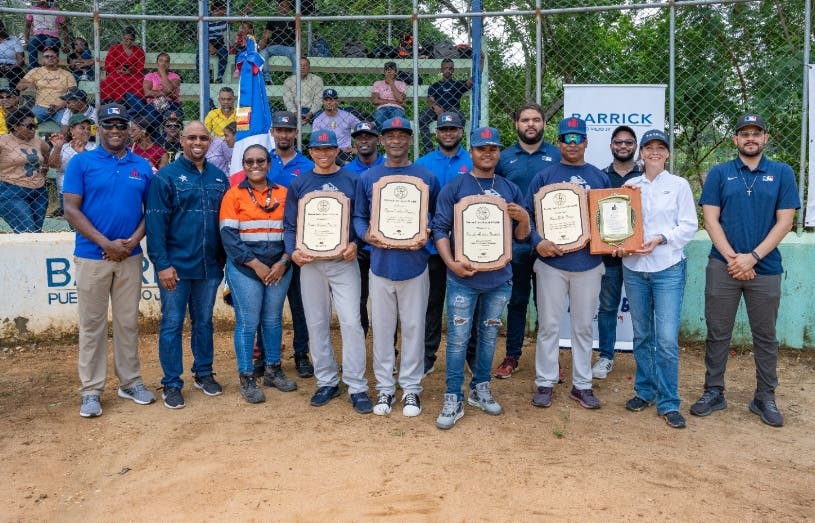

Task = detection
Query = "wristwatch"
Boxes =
[658,234,668,245]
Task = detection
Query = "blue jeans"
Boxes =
[31,105,68,125]
[260,44,297,78]
[504,243,536,360]
[373,106,406,129]
[197,42,229,81]
[0,182,47,233]
[123,92,183,132]
[27,34,61,68]
[158,277,222,389]
[226,262,291,375]
[444,278,511,400]
[597,263,624,360]
[623,259,686,414]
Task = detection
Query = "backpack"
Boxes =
[341,39,368,58]
[310,36,331,57]
[433,40,458,59]
[369,44,398,59]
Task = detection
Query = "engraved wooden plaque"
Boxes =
[296,190,350,259]
[588,186,644,255]
[369,175,429,248]
[533,182,590,253]
[453,195,512,271]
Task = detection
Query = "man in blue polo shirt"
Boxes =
[267,110,315,378]
[493,102,561,379]
[146,120,230,410]
[432,126,531,429]
[691,113,800,427]
[415,111,472,375]
[63,103,155,418]
[354,117,440,418]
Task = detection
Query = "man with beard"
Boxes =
[205,87,236,138]
[146,121,230,409]
[415,112,472,375]
[267,111,315,378]
[691,114,799,427]
[493,103,561,379]
[592,126,641,380]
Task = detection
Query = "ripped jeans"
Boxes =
[444,278,512,400]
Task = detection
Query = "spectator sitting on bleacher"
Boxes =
[418,58,473,155]
[100,26,145,103]
[58,88,96,134]
[371,61,407,129]
[312,88,360,165]
[0,86,22,135]
[283,57,323,125]
[206,121,235,173]
[47,113,97,218]
[24,0,67,68]
[128,116,168,172]
[0,21,26,89]
[205,86,236,138]
[17,47,76,125]
[159,114,183,162]
[258,0,298,80]
[197,0,229,83]
[124,52,182,128]
[66,37,95,82]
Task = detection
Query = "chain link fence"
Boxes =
[0,0,809,232]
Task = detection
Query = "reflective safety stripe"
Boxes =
[219,218,240,229]
[239,219,284,230]
[240,231,284,242]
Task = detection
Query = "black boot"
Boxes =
[239,374,266,404]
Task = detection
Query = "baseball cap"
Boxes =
[557,116,587,136]
[384,61,397,70]
[734,114,766,132]
[436,112,463,129]
[309,129,338,148]
[272,110,297,129]
[380,116,412,135]
[0,86,19,96]
[97,103,130,123]
[351,121,379,137]
[60,88,87,102]
[68,113,93,127]
[322,88,338,99]
[639,129,670,150]
[470,126,501,147]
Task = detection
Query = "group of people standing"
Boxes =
[62,98,798,432]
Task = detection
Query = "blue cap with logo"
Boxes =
[558,116,587,136]
[470,126,501,147]
[735,113,766,132]
[272,110,297,129]
[98,103,130,122]
[380,116,412,135]
[351,121,380,137]
[436,112,464,129]
[639,129,670,150]
[309,129,338,148]
[322,88,339,99]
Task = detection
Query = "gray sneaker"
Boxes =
[532,386,553,408]
[569,387,601,409]
[118,384,156,405]
[239,374,266,404]
[436,393,464,430]
[467,382,503,415]
[592,357,614,379]
[262,363,297,392]
[80,395,102,418]
[690,389,727,417]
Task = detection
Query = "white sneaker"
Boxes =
[592,357,614,379]
[372,392,394,416]
[402,392,421,417]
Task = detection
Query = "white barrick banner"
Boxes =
[563,84,667,170]
[805,65,815,226]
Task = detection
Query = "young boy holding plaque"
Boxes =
[430,127,531,430]
[353,117,440,418]
[283,130,372,414]
[525,116,610,411]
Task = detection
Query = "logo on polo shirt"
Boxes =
[763,176,774,182]
[129,169,141,180]
[459,165,468,173]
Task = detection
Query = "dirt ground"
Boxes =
[1,329,813,522]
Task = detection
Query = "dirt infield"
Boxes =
[1,330,813,522]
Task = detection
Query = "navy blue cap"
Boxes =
[735,113,766,132]
[98,103,130,122]
[470,126,501,147]
[639,129,670,150]
[558,116,587,136]
[436,112,464,129]
[309,129,338,148]
[380,116,412,135]
[272,110,297,128]
[351,121,379,137]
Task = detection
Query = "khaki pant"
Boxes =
[76,255,145,396]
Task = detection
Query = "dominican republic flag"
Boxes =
[228,35,273,186]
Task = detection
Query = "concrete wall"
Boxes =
[1,231,813,348]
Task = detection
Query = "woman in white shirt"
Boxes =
[47,114,96,216]
[614,129,698,429]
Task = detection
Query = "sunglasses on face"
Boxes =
[737,130,764,138]
[612,139,636,146]
[100,121,129,130]
[244,158,268,166]
[0,95,13,99]
[560,133,586,145]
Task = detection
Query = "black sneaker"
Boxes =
[162,386,185,409]
[690,389,726,417]
[350,391,373,414]
[294,354,314,378]
[310,385,340,406]
[749,398,784,427]
[626,396,654,412]
[194,374,223,396]
[663,410,687,429]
